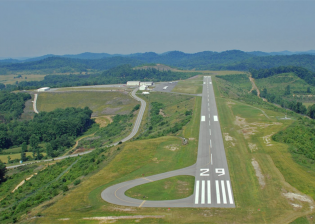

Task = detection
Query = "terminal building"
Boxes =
[37,87,50,92]
[127,81,140,86]
[140,82,153,86]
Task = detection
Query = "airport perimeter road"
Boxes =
[101,76,235,208]
[7,88,145,169]
[153,81,178,92]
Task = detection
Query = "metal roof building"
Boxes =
[37,87,50,92]
[140,82,153,86]
[127,81,140,86]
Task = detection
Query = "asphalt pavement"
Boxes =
[153,82,178,92]
[101,76,235,208]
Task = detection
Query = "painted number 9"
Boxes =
[215,168,225,176]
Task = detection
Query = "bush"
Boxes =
[73,179,81,186]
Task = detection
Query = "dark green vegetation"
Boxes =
[125,175,195,200]
[12,65,200,90]
[0,159,6,183]
[0,146,112,223]
[251,66,315,86]
[0,91,31,122]
[138,93,194,139]
[0,107,93,160]
[273,118,315,162]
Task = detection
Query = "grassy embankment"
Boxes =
[172,76,203,94]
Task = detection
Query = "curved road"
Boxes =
[7,88,145,169]
[101,76,235,208]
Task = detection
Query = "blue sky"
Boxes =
[1,1,315,58]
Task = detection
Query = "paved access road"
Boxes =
[101,76,235,208]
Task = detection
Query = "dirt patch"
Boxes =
[159,109,166,117]
[164,144,180,151]
[251,158,265,189]
[58,218,70,221]
[249,76,260,97]
[94,115,113,128]
[188,138,195,140]
[248,143,258,152]
[83,215,164,221]
[12,173,37,193]
[283,192,314,209]
[226,101,236,108]
[263,133,274,146]
[110,207,136,212]
[223,133,235,146]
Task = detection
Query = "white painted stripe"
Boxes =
[207,180,211,204]
[226,180,234,204]
[216,180,220,204]
[211,154,213,165]
[203,82,206,84]
[210,129,211,135]
[201,180,205,204]
[195,181,200,204]
[209,120,211,126]
[213,115,218,121]
[208,103,209,106]
[221,180,227,204]
[210,82,212,84]
[201,116,205,122]
[210,139,212,148]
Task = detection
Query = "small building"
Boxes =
[37,87,50,92]
[127,81,140,86]
[139,85,147,91]
[140,82,153,86]
[142,91,150,95]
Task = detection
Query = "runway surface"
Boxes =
[101,76,235,208]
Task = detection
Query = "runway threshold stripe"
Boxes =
[221,180,227,204]
[226,180,234,204]
[207,180,211,204]
[216,180,220,204]
[201,180,205,204]
[195,181,200,204]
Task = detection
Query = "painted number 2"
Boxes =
[200,168,209,176]
[215,168,225,176]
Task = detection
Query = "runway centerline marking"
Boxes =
[211,153,213,165]
[142,177,153,182]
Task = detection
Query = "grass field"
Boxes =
[0,152,47,163]
[36,91,138,117]
[172,76,203,94]
[125,175,195,200]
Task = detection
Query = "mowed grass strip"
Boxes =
[36,91,138,116]
[125,175,194,200]
[172,76,203,94]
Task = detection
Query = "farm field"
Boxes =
[36,91,138,117]
[0,74,46,85]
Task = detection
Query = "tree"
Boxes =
[307,87,311,93]
[29,134,39,159]
[21,142,27,161]
[284,85,291,95]
[7,156,11,164]
[46,143,53,157]
[0,160,6,183]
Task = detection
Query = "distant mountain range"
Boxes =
[1,50,315,73]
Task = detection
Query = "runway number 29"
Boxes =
[215,168,225,176]
[200,168,210,176]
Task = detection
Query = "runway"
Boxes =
[101,76,235,208]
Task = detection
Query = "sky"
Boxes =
[1,0,315,58]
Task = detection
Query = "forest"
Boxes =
[0,107,93,160]
[0,91,31,122]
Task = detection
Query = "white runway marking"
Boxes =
[195,181,200,204]
[207,180,211,204]
[201,116,205,122]
[209,114,210,118]
[221,180,227,204]
[216,180,220,204]
[201,180,205,204]
[211,153,213,164]
[213,115,218,121]
[203,82,206,84]
[209,129,211,135]
[210,139,212,148]
[210,82,212,84]
[226,180,234,204]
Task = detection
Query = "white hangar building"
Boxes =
[37,87,50,92]
[140,82,153,86]
[127,81,140,86]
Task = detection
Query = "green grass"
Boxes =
[0,152,38,163]
[0,74,46,85]
[172,76,203,94]
[36,91,138,116]
[125,175,194,200]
